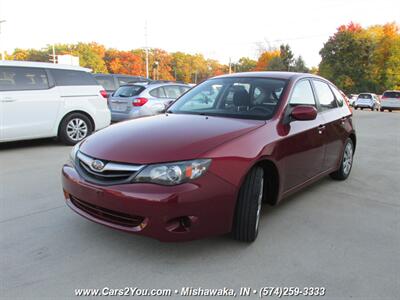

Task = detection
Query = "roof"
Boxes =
[0,60,91,72]
[213,71,318,80]
[93,73,148,79]
[122,82,190,89]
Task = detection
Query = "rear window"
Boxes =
[0,66,49,91]
[94,75,115,90]
[50,69,97,86]
[114,85,145,97]
[382,91,400,99]
[358,94,372,99]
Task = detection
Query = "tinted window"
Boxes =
[0,67,49,91]
[358,93,372,99]
[94,75,115,90]
[169,77,287,120]
[149,87,166,98]
[118,76,140,86]
[330,85,344,106]
[113,85,145,97]
[382,91,400,99]
[313,80,338,110]
[290,80,316,106]
[164,85,184,99]
[50,69,97,86]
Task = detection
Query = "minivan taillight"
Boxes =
[100,90,108,98]
[133,98,148,106]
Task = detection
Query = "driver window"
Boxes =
[290,80,316,106]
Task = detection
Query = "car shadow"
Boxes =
[0,138,64,151]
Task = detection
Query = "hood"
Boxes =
[80,114,264,164]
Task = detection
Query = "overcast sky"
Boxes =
[0,0,399,67]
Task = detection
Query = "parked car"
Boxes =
[62,72,356,242]
[353,93,380,110]
[108,82,191,122]
[0,61,111,145]
[93,73,150,97]
[380,90,400,112]
[347,94,358,106]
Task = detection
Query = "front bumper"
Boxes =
[62,165,237,242]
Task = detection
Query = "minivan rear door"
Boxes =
[0,66,61,141]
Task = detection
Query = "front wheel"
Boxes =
[330,138,354,180]
[232,167,264,242]
[58,113,93,145]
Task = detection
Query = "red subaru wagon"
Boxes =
[62,72,356,242]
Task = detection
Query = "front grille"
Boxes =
[70,195,144,228]
[76,151,144,185]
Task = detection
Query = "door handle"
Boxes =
[1,97,17,103]
[318,124,326,134]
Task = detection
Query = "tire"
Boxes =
[232,167,264,242]
[380,108,384,112]
[330,138,354,181]
[360,107,363,110]
[389,109,392,112]
[58,113,93,145]
[354,107,357,110]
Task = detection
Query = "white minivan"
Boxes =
[0,61,111,145]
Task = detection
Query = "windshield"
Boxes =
[114,85,145,97]
[168,77,288,120]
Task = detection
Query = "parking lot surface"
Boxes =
[1,110,399,299]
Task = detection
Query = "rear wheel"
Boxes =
[380,108,384,112]
[232,167,264,242]
[59,113,93,145]
[330,138,354,180]
[389,109,393,112]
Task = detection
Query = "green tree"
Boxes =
[292,56,309,73]
[280,44,294,71]
[266,56,286,71]
[236,57,256,72]
[319,22,400,93]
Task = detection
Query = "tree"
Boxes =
[236,57,256,72]
[266,56,285,71]
[255,50,280,70]
[319,22,400,93]
[292,56,309,73]
[104,49,143,75]
[280,44,294,71]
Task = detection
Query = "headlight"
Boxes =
[68,142,82,166]
[133,159,212,185]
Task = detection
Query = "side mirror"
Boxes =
[291,105,317,121]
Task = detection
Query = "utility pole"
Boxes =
[0,20,6,60]
[228,57,232,74]
[145,21,149,79]
[52,44,56,64]
[49,44,57,64]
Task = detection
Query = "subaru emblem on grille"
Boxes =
[91,160,105,171]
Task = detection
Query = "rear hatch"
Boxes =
[381,91,400,107]
[356,94,373,106]
[108,85,146,113]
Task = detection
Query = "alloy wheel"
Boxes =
[66,118,88,142]
[343,142,353,175]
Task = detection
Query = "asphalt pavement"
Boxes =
[0,110,399,299]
